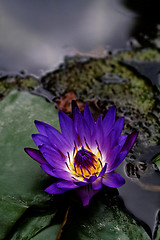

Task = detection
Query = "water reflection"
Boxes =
[0,0,137,77]
[123,0,160,46]
[0,0,160,77]
[117,145,160,238]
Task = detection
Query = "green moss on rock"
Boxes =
[0,76,38,99]
[42,48,160,146]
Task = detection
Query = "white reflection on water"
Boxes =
[0,0,137,77]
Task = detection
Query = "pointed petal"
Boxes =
[45,127,70,153]
[76,185,99,206]
[35,120,56,137]
[73,181,88,187]
[114,117,124,137]
[32,134,52,147]
[72,100,80,121]
[103,134,128,167]
[98,163,107,177]
[41,164,72,181]
[59,110,77,147]
[84,104,95,135]
[56,180,77,189]
[110,117,124,147]
[35,120,70,153]
[102,132,112,157]
[118,134,128,148]
[85,176,97,183]
[107,144,123,169]
[39,144,66,169]
[107,150,128,172]
[45,180,78,194]
[103,106,116,135]
[92,114,104,148]
[102,172,125,188]
[73,107,92,147]
[92,177,102,190]
[121,131,138,152]
[24,148,46,164]
[45,184,67,194]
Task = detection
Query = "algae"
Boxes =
[41,48,160,146]
[0,76,38,99]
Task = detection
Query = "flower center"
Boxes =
[74,147,97,170]
[67,144,103,180]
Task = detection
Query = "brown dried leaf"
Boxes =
[55,91,84,113]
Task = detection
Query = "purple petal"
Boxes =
[45,128,70,154]
[73,181,88,187]
[59,110,77,147]
[110,117,124,147]
[41,164,72,181]
[117,134,128,148]
[39,144,66,169]
[114,117,124,136]
[73,107,92,147]
[35,120,56,137]
[107,144,123,169]
[103,106,116,135]
[98,163,107,177]
[35,120,70,153]
[102,133,112,158]
[45,185,67,194]
[92,114,104,148]
[83,104,95,135]
[121,131,138,152]
[105,135,128,169]
[76,185,100,206]
[85,176,97,183]
[102,172,125,188]
[107,150,128,172]
[45,180,78,194]
[72,101,80,122]
[56,180,77,189]
[92,177,102,190]
[32,134,52,147]
[24,148,47,164]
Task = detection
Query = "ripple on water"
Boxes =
[117,145,160,239]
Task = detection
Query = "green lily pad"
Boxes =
[152,154,160,171]
[10,210,56,240]
[61,200,150,240]
[0,198,27,239]
[155,224,160,240]
[0,90,155,240]
[0,90,59,239]
[32,225,60,240]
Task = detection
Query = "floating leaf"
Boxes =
[0,90,59,239]
[10,210,56,240]
[61,201,150,240]
[0,90,157,240]
[155,224,160,240]
[152,154,160,171]
[32,224,60,240]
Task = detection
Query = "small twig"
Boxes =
[56,206,70,240]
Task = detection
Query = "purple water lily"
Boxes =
[25,102,137,206]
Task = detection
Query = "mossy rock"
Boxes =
[41,48,160,146]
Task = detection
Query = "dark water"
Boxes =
[117,145,160,238]
[0,0,159,78]
[1,1,160,238]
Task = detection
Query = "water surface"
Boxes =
[0,0,140,77]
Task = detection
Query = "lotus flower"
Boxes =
[25,102,137,206]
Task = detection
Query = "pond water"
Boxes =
[0,1,160,239]
[118,145,160,238]
[0,0,160,77]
